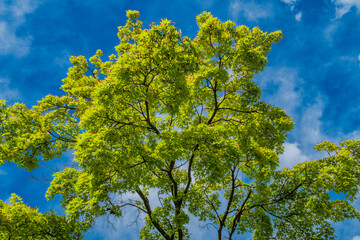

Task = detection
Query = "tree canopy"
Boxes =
[1,10,360,240]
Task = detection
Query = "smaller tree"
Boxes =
[0,194,83,239]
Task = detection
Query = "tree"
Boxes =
[1,10,360,240]
[0,194,82,239]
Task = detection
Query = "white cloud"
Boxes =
[352,236,360,240]
[344,129,360,141]
[256,67,303,118]
[295,11,302,21]
[339,55,358,62]
[323,20,341,45]
[281,0,299,11]
[256,67,328,158]
[229,0,273,22]
[333,0,360,18]
[8,0,37,18]
[0,78,20,101]
[281,0,298,4]
[0,0,40,57]
[299,98,325,147]
[0,22,32,57]
[278,142,309,169]
[0,169,7,175]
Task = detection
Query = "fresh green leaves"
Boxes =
[0,194,82,239]
[0,97,78,170]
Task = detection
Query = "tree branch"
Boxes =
[145,100,160,135]
[217,107,258,114]
[218,166,237,240]
[136,188,172,240]
[229,188,252,239]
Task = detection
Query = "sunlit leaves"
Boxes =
[0,194,82,239]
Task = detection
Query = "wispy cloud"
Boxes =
[0,78,20,101]
[323,20,340,45]
[353,236,360,240]
[299,98,325,147]
[281,0,299,4]
[295,94,360,154]
[0,169,7,175]
[0,0,40,57]
[229,0,273,22]
[0,22,32,57]
[281,0,299,11]
[256,67,326,155]
[256,67,303,118]
[333,0,360,18]
[281,0,302,20]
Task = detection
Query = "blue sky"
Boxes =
[1,0,360,239]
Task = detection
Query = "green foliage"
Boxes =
[0,194,82,239]
[1,10,360,240]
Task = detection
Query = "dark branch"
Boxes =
[229,188,252,239]
[136,188,172,240]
